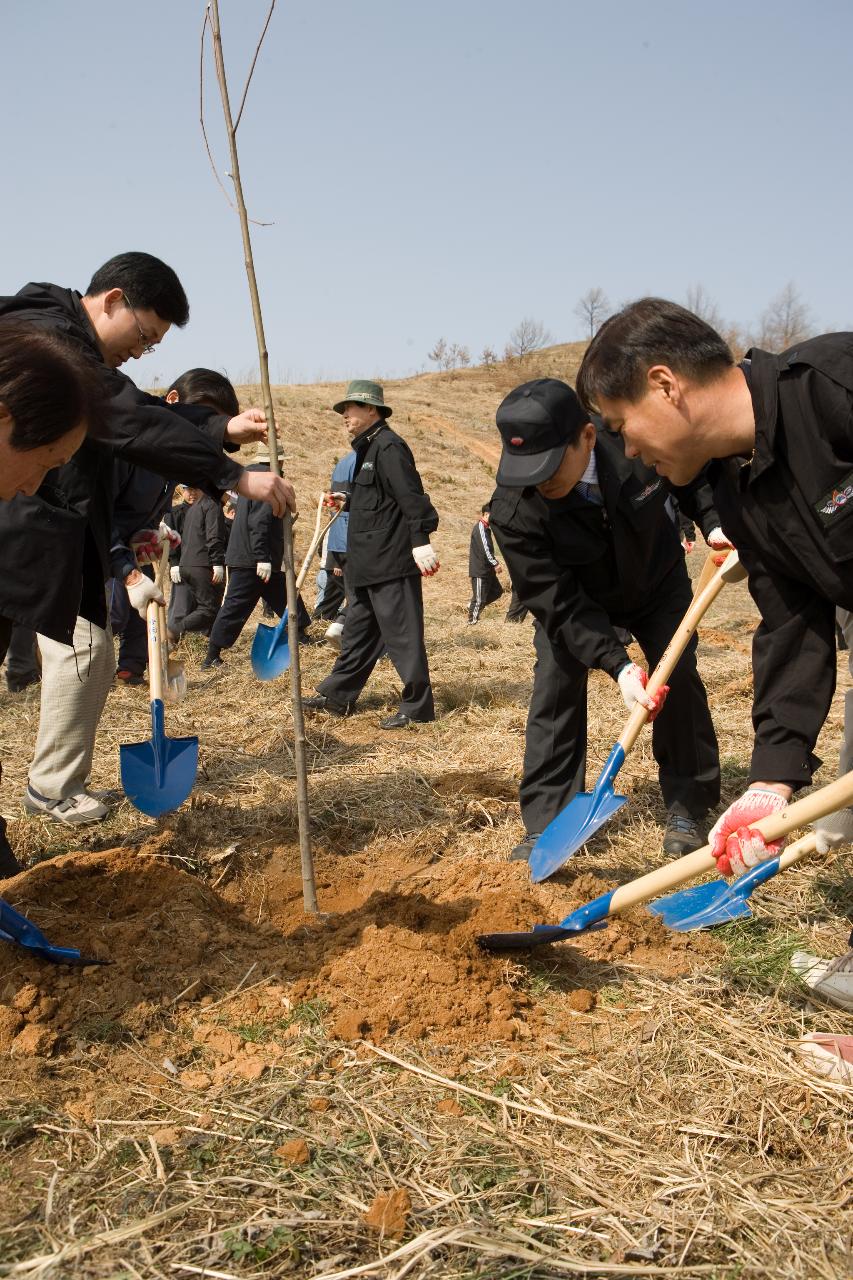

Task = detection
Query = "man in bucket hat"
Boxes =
[303,380,439,729]
[488,377,723,862]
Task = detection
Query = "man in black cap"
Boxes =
[489,377,724,861]
[303,379,439,728]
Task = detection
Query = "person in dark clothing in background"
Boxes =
[468,503,504,623]
[172,487,226,635]
[203,445,312,669]
[304,380,440,729]
[489,377,722,863]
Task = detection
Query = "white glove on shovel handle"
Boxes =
[813,806,853,855]
[412,544,440,576]
[127,574,164,620]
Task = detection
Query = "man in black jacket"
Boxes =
[304,380,440,729]
[489,378,722,861]
[576,299,853,1019]
[1,253,296,827]
[468,504,504,623]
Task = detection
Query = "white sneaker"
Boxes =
[23,785,109,826]
[795,1033,853,1084]
[324,620,344,650]
[790,948,853,1011]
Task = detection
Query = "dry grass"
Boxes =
[1,352,852,1278]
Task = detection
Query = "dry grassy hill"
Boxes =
[0,350,851,1279]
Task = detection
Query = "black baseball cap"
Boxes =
[495,378,590,486]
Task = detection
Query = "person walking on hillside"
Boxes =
[303,380,440,729]
[489,377,723,863]
[468,503,504,623]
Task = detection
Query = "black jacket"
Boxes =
[675,334,853,789]
[110,459,175,581]
[469,519,500,577]
[225,463,283,570]
[346,420,439,588]
[180,496,227,569]
[490,425,719,678]
[0,282,243,642]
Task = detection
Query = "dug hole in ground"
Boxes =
[1,348,851,1279]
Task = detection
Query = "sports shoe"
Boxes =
[663,807,704,856]
[23,785,108,826]
[115,669,145,687]
[509,832,541,863]
[794,1033,853,1084]
[302,694,351,716]
[790,948,853,1011]
[201,655,224,670]
[324,620,344,650]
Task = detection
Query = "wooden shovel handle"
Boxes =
[606,769,853,919]
[295,499,342,591]
[146,601,163,704]
[618,550,746,756]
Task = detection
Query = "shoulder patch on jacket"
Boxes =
[816,470,853,525]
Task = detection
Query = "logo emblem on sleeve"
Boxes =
[510,437,524,446]
[816,470,853,525]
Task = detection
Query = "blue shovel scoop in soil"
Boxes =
[120,605,198,817]
[529,550,747,883]
[478,771,853,951]
[1,898,110,966]
[252,496,342,681]
[648,831,818,932]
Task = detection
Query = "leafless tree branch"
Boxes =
[234,0,276,132]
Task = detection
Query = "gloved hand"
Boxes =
[616,662,669,721]
[212,565,225,585]
[169,565,181,585]
[682,539,695,554]
[130,527,162,567]
[158,520,181,553]
[126,572,164,620]
[706,527,733,550]
[412,544,440,576]
[256,561,272,583]
[708,786,790,877]
[813,807,853,855]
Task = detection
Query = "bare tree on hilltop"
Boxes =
[574,287,611,339]
[427,337,448,370]
[758,282,814,351]
[506,316,552,360]
[427,338,471,372]
[685,283,724,331]
[480,346,497,367]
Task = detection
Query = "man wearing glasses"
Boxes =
[0,252,297,840]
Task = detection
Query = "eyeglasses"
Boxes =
[122,293,157,355]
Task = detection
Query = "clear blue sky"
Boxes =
[2,0,851,385]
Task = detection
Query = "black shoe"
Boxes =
[663,808,705,856]
[6,671,40,694]
[302,694,351,716]
[508,832,541,862]
[0,836,22,879]
[201,655,224,670]
[379,711,413,730]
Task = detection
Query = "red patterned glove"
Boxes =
[616,662,669,722]
[130,528,161,567]
[708,787,789,877]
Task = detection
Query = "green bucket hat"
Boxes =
[332,379,392,417]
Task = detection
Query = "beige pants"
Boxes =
[29,615,115,800]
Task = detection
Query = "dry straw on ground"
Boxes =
[1,352,851,1278]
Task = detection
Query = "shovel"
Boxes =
[155,545,186,703]
[120,598,199,817]
[0,897,110,966]
[251,493,342,681]
[477,768,853,952]
[528,550,747,883]
[648,830,818,931]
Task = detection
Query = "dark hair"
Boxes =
[481,502,491,514]
[85,252,190,327]
[0,322,105,450]
[576,297,733,412]
[168,368,239,417]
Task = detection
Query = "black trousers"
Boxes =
[109,575,149,675]
[520,567,720,834]
[314,551,348,621]
[505,587,529,622]
[180,566,225,635]
[4,624,39,684]
[468,572,503,622]
[317,574,434,721]
[209,568,310,649]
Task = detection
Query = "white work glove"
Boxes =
[169,565,181,585]
[212,565,225,585]
[412,544,440,576]
[126,573,164,620]
[813,807,853,855]
[709,786,790,877]
[706,527,733,550]
[616,662,669,721]
[256,561,272,583]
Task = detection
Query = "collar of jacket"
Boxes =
[741,347,780,481]
[350,420,387,451]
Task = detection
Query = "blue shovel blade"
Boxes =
[529,744,628,883]
[0,898,107,965]
[647,856,783,932]
[477,889,617,953]
[251,609,290,681]
[120,699,199,818]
